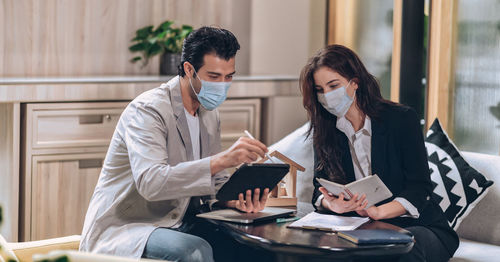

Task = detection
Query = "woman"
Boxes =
[300,45,458,262]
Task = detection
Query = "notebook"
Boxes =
[287,212,370,232]
[316,175,392,208]
[196,207,296,224]
[338,229,413,245]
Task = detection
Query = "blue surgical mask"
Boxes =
[317,80,354,118]
[189,70,231,111]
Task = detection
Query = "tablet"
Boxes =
[216,163,290,201]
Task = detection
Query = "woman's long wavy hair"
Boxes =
[300,45,396,183]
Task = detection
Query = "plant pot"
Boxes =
[160,52,181,76]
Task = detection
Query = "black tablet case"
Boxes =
[216,163,290,201]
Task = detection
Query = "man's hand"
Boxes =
[210,137,268,175]
[319,187,367,214]
[226,188,269,213]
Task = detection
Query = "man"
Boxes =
[80,26,270,262]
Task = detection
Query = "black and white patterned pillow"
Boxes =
[425,119,494,229]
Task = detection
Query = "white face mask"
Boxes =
[317,80,354,118]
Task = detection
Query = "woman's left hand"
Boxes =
[356,206,384,220]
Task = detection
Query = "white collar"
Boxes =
[336,115,372,138]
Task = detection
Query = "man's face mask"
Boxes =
[189,68,231,111]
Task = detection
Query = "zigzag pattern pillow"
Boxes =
[425,119,494,229]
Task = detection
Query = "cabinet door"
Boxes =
[26,102,128,149]
[218,99,261,150]
[30,153,105,240]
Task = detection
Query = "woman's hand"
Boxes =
[356,206,383,220]
[226,188,270,213]
[356,201,406,220]
[319,187,367,214]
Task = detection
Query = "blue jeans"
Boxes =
[142,227,214,262]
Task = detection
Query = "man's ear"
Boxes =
[183,61,194,77]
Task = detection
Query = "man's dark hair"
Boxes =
[178,26,240,77]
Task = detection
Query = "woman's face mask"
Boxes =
[189,69,231,111]
[317,80,354,118]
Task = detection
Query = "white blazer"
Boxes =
[79,76,229,258]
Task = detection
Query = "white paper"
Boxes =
[288,212,370,231]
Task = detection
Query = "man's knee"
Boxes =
[181,237,213,262]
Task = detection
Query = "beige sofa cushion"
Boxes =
[0,234,18,262]
[451,238,500,262]
[9,235,80,262]
[32,250,165,262]
[457,152,500,245]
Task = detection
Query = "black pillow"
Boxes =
[425,119,494,229]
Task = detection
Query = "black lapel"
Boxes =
[371,117,388,179]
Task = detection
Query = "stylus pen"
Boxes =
[244,130,275,163]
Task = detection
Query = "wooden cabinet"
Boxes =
[21,102,128,241]
[218,99,261,150]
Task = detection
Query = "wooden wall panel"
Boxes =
[0,103,20,241]
[426,0,458,132]
[0,0,250,77]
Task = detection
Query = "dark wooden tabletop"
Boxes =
[205,216,414,260]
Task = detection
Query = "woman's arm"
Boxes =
[357,200,406,220]
[396,108,433,212]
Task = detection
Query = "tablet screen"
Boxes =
[216,163,290,201]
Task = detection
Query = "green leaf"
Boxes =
[135,25,153,39]
[160,20,174,31]
[129,42,145,52]
[181,24,193,31]
[156,31,167,40]
[148,43,163,56]
[148,37,158,44]
[130,56,142,63]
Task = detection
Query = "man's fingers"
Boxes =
[237,138,266,158]
[245,190,253,212]
[241,137,268,155]
[238,193,245,211]
[259,188,269,210]
[253,188,260,209]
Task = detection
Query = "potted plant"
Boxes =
[129,20,193,75]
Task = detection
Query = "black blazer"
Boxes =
[312,104,459,257]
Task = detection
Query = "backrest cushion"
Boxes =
[269,123,314,206]
[425,119,494,230]
[457,151,500,244]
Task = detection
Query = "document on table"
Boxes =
[287,212,370,232]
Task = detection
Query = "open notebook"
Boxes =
[288,212,370,232]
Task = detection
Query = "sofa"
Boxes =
[269,123,500,262]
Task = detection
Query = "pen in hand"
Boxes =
[243,130,275,163]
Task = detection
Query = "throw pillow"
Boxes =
[425,118,494,229]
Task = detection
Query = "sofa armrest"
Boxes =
[9,235,80,262]
[32,250,167,262]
